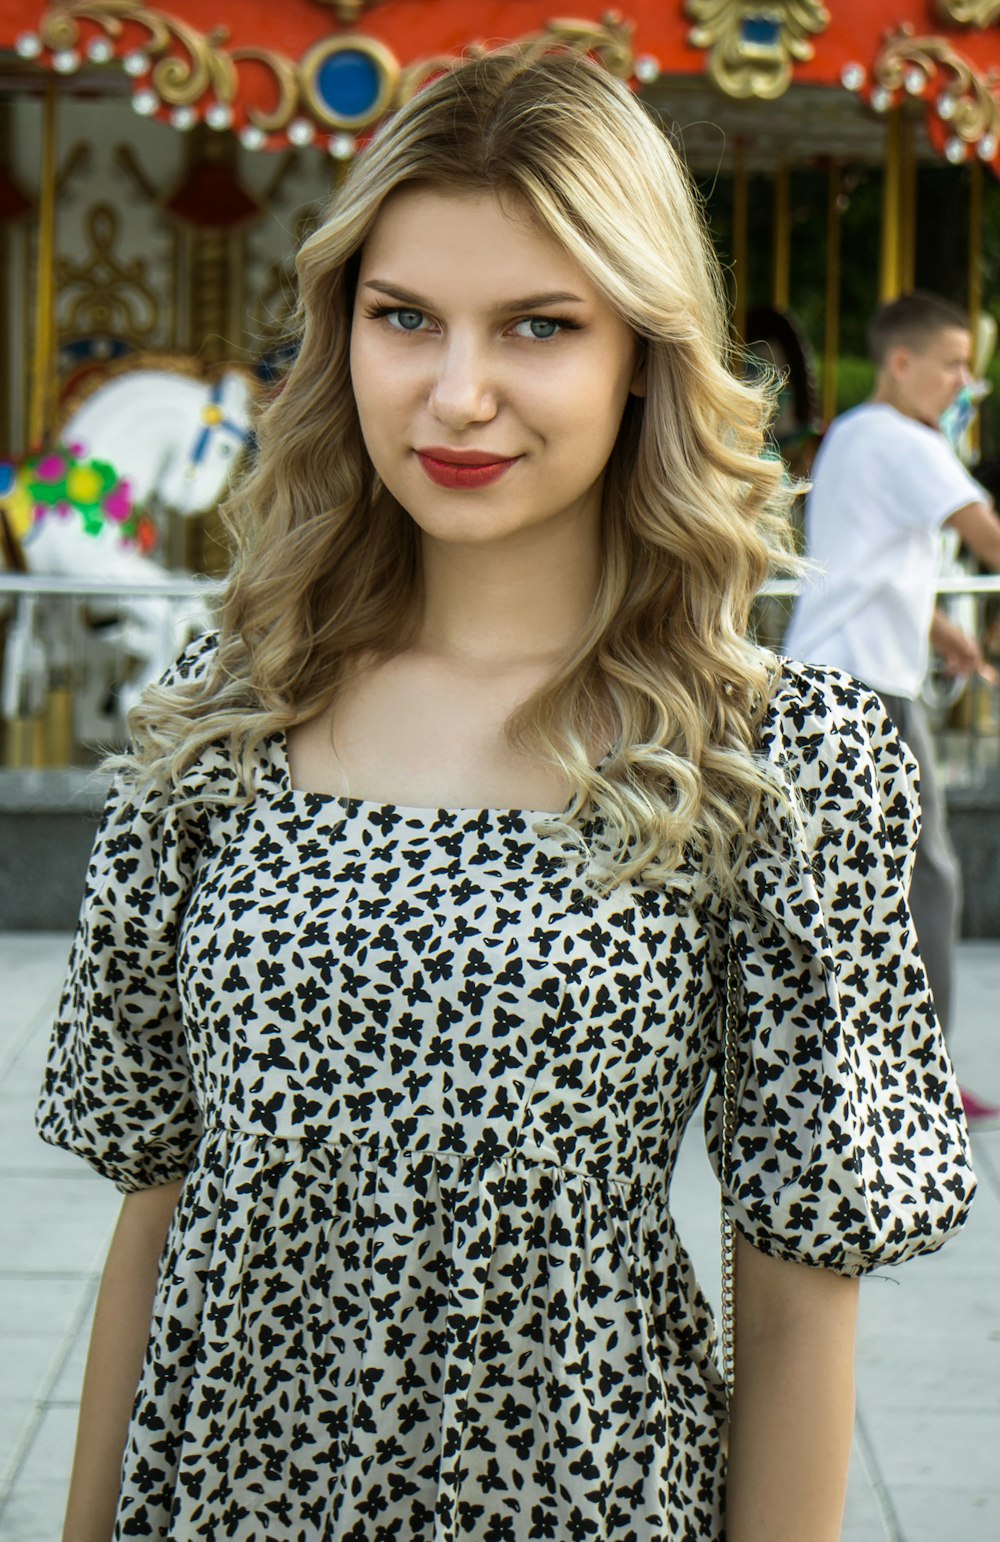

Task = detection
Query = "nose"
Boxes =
[428,337,498,427]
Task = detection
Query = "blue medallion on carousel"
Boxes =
[300,34,399,130]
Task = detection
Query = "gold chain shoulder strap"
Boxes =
[720,925,740,1413]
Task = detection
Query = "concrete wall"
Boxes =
[948,783,1000,939]
[2,769,999,936]
[0,771,109,932]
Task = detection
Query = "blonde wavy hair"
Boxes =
[127,46,799,893]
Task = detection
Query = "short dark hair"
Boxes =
[746,305,820,429]
[868,290,969,366]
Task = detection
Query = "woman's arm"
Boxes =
[725,1230,859,1542]
[61,1178,184,1542]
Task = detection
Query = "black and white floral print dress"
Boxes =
[38,635,975,1541]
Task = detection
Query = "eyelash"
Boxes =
[362,304,581,341]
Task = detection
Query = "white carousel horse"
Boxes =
[60,365,252,517]
[1,362,254,741]
[23,364,253,575]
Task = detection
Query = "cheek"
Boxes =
[553,349,634,424]
[347,336,368,414]
[350,338,396,440]
[348,351,388,474]
[909,365,932,398]
[350,322,376,375]
[543,392,630,485]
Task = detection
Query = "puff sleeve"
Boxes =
[35,632,223,1193]
[705,660,976,1275]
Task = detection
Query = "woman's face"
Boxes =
[350,185,644,551]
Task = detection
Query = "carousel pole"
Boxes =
[879,108,903,302]
[27,84,58,450]
[968,158,983,458]
[899,112,917,292]
[771,162,790,311]
[822,160,842,424]
[0,104,13,457]
[968,158,982,345]
[732,138,748,338]
[22,85,71,769]
[10,86,60,770]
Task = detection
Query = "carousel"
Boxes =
[1,0,999,766]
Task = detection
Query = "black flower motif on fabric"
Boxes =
[37,634,975,1540]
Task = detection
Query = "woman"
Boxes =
[38,48,975,1542]
[744,303,823,481]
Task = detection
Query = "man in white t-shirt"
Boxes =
[785,291,1000,1126]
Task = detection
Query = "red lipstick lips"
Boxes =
[416,447,519,490]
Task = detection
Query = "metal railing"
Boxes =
[754,575,1000,788]
[0,574,218,768]
[0,575,221,597]
[2,573,999,783]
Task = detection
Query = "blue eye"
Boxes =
[392,309,425,332]
[514,316,562,341]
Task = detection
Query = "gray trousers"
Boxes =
[876,690,962,1040]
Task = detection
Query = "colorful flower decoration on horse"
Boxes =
[0,447,155,552]
[0,459,35,545]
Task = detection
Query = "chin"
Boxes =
[416,519,526,547]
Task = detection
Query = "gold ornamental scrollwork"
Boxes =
[396,14,635,105]
[32,3,637,149]
[935,1,1000,25]
[229,48,299,133]
[36,2,299,127]
[686,0,831,100]
[310,0,383,21]
[874,32,1000,148]
[56,202,159,342]
[533,16,635,78]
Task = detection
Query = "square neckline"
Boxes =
[273,731,571,820]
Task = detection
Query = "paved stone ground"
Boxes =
[0,934,997,1542]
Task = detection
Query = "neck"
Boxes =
[871,380,934,428]
[872,379,904,413]
[417,510,601,670]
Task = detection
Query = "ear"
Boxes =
[885,343,913,381]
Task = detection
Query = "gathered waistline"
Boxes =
[195,1120,669,1204]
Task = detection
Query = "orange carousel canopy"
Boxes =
[1,1,999,171]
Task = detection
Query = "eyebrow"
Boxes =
[362,280,586,313]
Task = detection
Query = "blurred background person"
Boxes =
[786,290,1000,1128]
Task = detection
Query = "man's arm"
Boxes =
[946,499,1000,570]
[929,607,998,682]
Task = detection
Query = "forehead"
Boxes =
[357,184,594,296]
[918,325,971,362]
